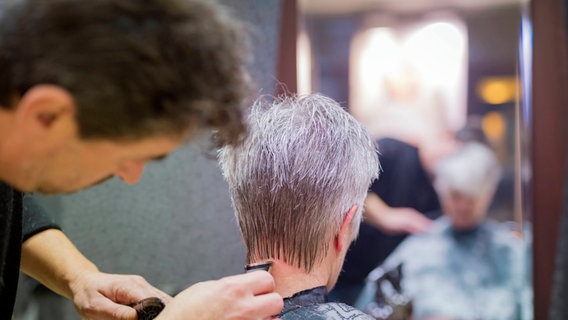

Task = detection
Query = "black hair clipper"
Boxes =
[244,261,273,273]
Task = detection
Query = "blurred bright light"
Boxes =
[404,22,465,86]
[362,28,400,79]
[297,30,313,95]
[349,17,468,144]
[477,76,519,105]
[482,111,506,141]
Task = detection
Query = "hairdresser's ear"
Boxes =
[335,205,358,253]
[14,85,77,142]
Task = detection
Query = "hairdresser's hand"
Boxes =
[69,271,172,320]
[156,271,283,320]
[21,229,171,320]
[364,193,433,235]
[376,207,433,235]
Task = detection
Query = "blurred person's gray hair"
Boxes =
[218,93,379,272]
[434,142,501,199]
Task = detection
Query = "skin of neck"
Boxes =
[249,238,347,299]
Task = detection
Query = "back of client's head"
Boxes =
[219,94,378,272]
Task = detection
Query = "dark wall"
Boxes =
[548,0,568,318]
[530,0,568,318]
[303,14,360,108]
[465,6,521,116]
[550,167,568,319]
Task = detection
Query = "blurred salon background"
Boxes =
[288,0,566,319]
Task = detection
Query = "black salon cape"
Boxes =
[280,286,373,319]
[0,182,60,317]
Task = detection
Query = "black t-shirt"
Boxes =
[0,182,59,318]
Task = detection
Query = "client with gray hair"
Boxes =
[219,93,379,319]
[356,142,531,320]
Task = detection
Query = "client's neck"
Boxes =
[253,258,332,298]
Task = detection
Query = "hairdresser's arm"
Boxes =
[156,272,283,320]
[363,192,432,235]
[21,228,171,320]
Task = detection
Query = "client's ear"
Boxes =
[335,205,358,253]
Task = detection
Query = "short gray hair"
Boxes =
[434,142,501,198]
[218,94,379,272]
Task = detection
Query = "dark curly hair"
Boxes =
[0,0,250,146]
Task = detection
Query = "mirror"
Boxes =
[298,0,532,319]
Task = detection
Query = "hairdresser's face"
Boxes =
[13,135,183,194]
[0,85,190,194]
[440,189,490,230]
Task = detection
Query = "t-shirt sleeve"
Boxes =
[21,194,61,241]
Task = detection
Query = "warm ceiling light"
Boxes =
[477,76,519,105]
[482,111,506,141]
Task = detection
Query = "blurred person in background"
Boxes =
[332,136,445,305]
[356,142,531,320]
[332,119,503,305]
